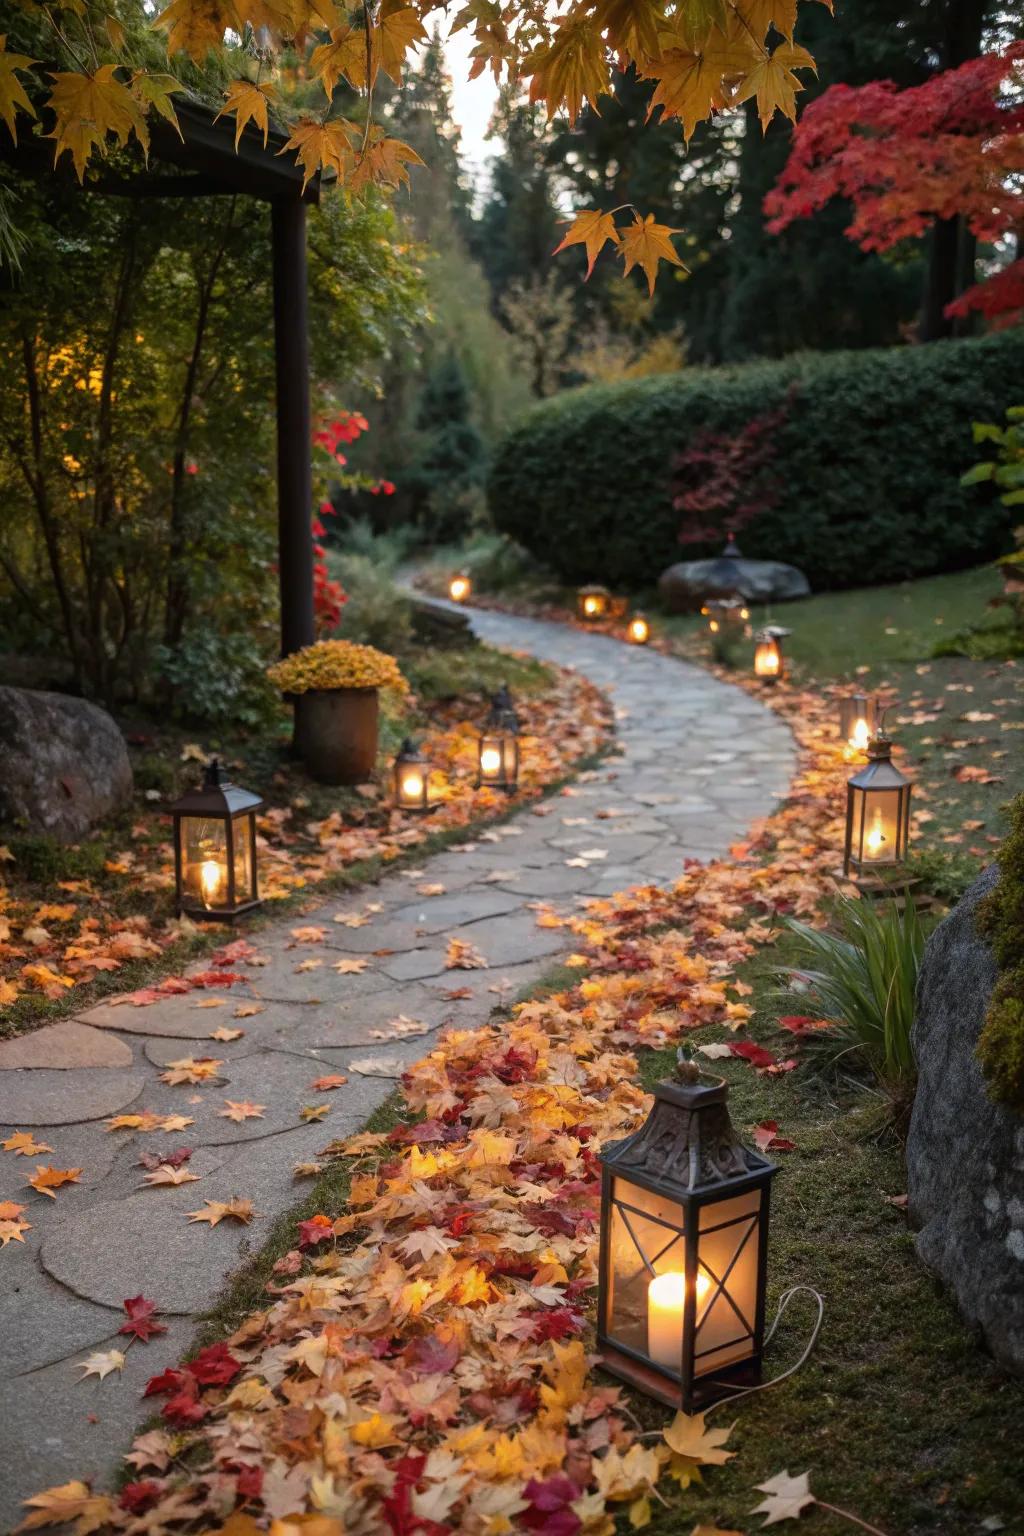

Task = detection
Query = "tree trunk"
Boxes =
[918,0,985,339]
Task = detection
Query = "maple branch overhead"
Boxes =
[0,0,828,290]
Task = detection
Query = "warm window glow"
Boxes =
[200,858,224,907]
[480,746,502,775]
[449,575,470,602]
[647,1270,712,1369]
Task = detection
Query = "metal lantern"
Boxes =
[170,759,263,921]
[838,692,878,755]
[475,683,520,794]
[703,596,750,662]
[578,584,611,622]
[449,571,471,603]
[597,1053,776,1412]
[628,613,651,645]
[753,625,790,683]
[844,732,912,878]
[393,738,431,813]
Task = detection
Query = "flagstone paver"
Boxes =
[0,601,796,1524]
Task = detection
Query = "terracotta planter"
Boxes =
[294,687,379,785]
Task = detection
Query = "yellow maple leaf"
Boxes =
[25,1165,83,1199]
[278,114,357,191]
[131,72,183,142]
[645,23,758,139]
[154,0,236,61]
[662,1409,736,1465]
[527,17,611,125]
[553,208,621,280]
[187,1197,254,1226]
[0,37,36,145]
[0,1216,31,1245]
[15,1480,116,1532]
[618,212,686,296]
[734,0,800,43]
[736,40,816,129]
[2,1131,53,1157]
[349,132,424,193]
[310,24,370,94]
[46,66,149,180]
[349,1411,404,1448]
[376,0,428,82]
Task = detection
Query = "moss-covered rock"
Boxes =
[977,792,1024,1108]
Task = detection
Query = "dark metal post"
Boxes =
[271,196,315,657]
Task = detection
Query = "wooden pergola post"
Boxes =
[271,196,315,658]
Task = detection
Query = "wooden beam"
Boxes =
[271,196,315,658]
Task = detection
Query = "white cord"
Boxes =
[703,1284,825,1417]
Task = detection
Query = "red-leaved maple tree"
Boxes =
[764,43,1024,324]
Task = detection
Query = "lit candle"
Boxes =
[401,771,424,802]
[865,808,887,856]
[850,716,870,752]
[480,746,502,777]
[709,619,719,634]
[647,1269,711,1370]
[628,616,649,644]
[200,858,223,907]
[584,595,600,616]
[449,575,470,603]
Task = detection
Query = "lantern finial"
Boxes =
[203,757,226,789]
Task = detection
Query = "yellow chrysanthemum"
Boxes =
[267,640,408,696]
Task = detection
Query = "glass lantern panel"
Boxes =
[231,815,255,902]
[607,1176,686,1368]
[479,734,517,786]
[694,1190,762,1374]
[852,786,903,865]
[181,817,230,909]
[754,642,781,678]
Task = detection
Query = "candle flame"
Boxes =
[200,858,223,907]
[584,596,600,616]
[401,771,424,801]
[865,810,887,855]
[480,747,502,776]
[850,716,870,752]
[629,618,649,643]
[449,576,470,602]
[709,619,719,633]
[648,1270,712,1310]
[755,644,780,676]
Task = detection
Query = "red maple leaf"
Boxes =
[187,1341,242,1386]
[119,1295,167,1343]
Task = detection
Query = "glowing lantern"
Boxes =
[703,597,749,661]
[393,738,431,813]
[171,760,263,921]
[628,614,651,645]
[843,732,912,878]
[838,693,878,755]
[449,572,471,603]
[577,584,611,622]
[597,1052,776,1412]
[476,684,520,794]
[753,626,789,683]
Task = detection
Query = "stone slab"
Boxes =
[0,1022,134,1071]
[0,1070,146,1127]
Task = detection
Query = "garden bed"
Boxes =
[0,641,613,1039]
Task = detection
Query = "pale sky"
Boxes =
[441,25,502,190]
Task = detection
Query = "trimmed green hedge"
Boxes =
[487,332,1024,591]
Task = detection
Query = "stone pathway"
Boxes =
[0,603,795,1524]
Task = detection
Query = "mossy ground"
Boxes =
[627,935,1024,1536]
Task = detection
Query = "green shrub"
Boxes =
[778,896,925,1091]
[488,332,1024,590]
[976,792,1024,1108]
[331,553,414,653]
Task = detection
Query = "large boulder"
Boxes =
[0,686,133,841]
[658,555,810,613]
[907,865,1024,1374]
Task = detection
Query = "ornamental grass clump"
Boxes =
[267,639,408,696]
[778,895,925,1095]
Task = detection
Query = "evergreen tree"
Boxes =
[406,351,486,540]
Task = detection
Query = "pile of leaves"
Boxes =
[18,655,901,1533]
[0,668,611,1020]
